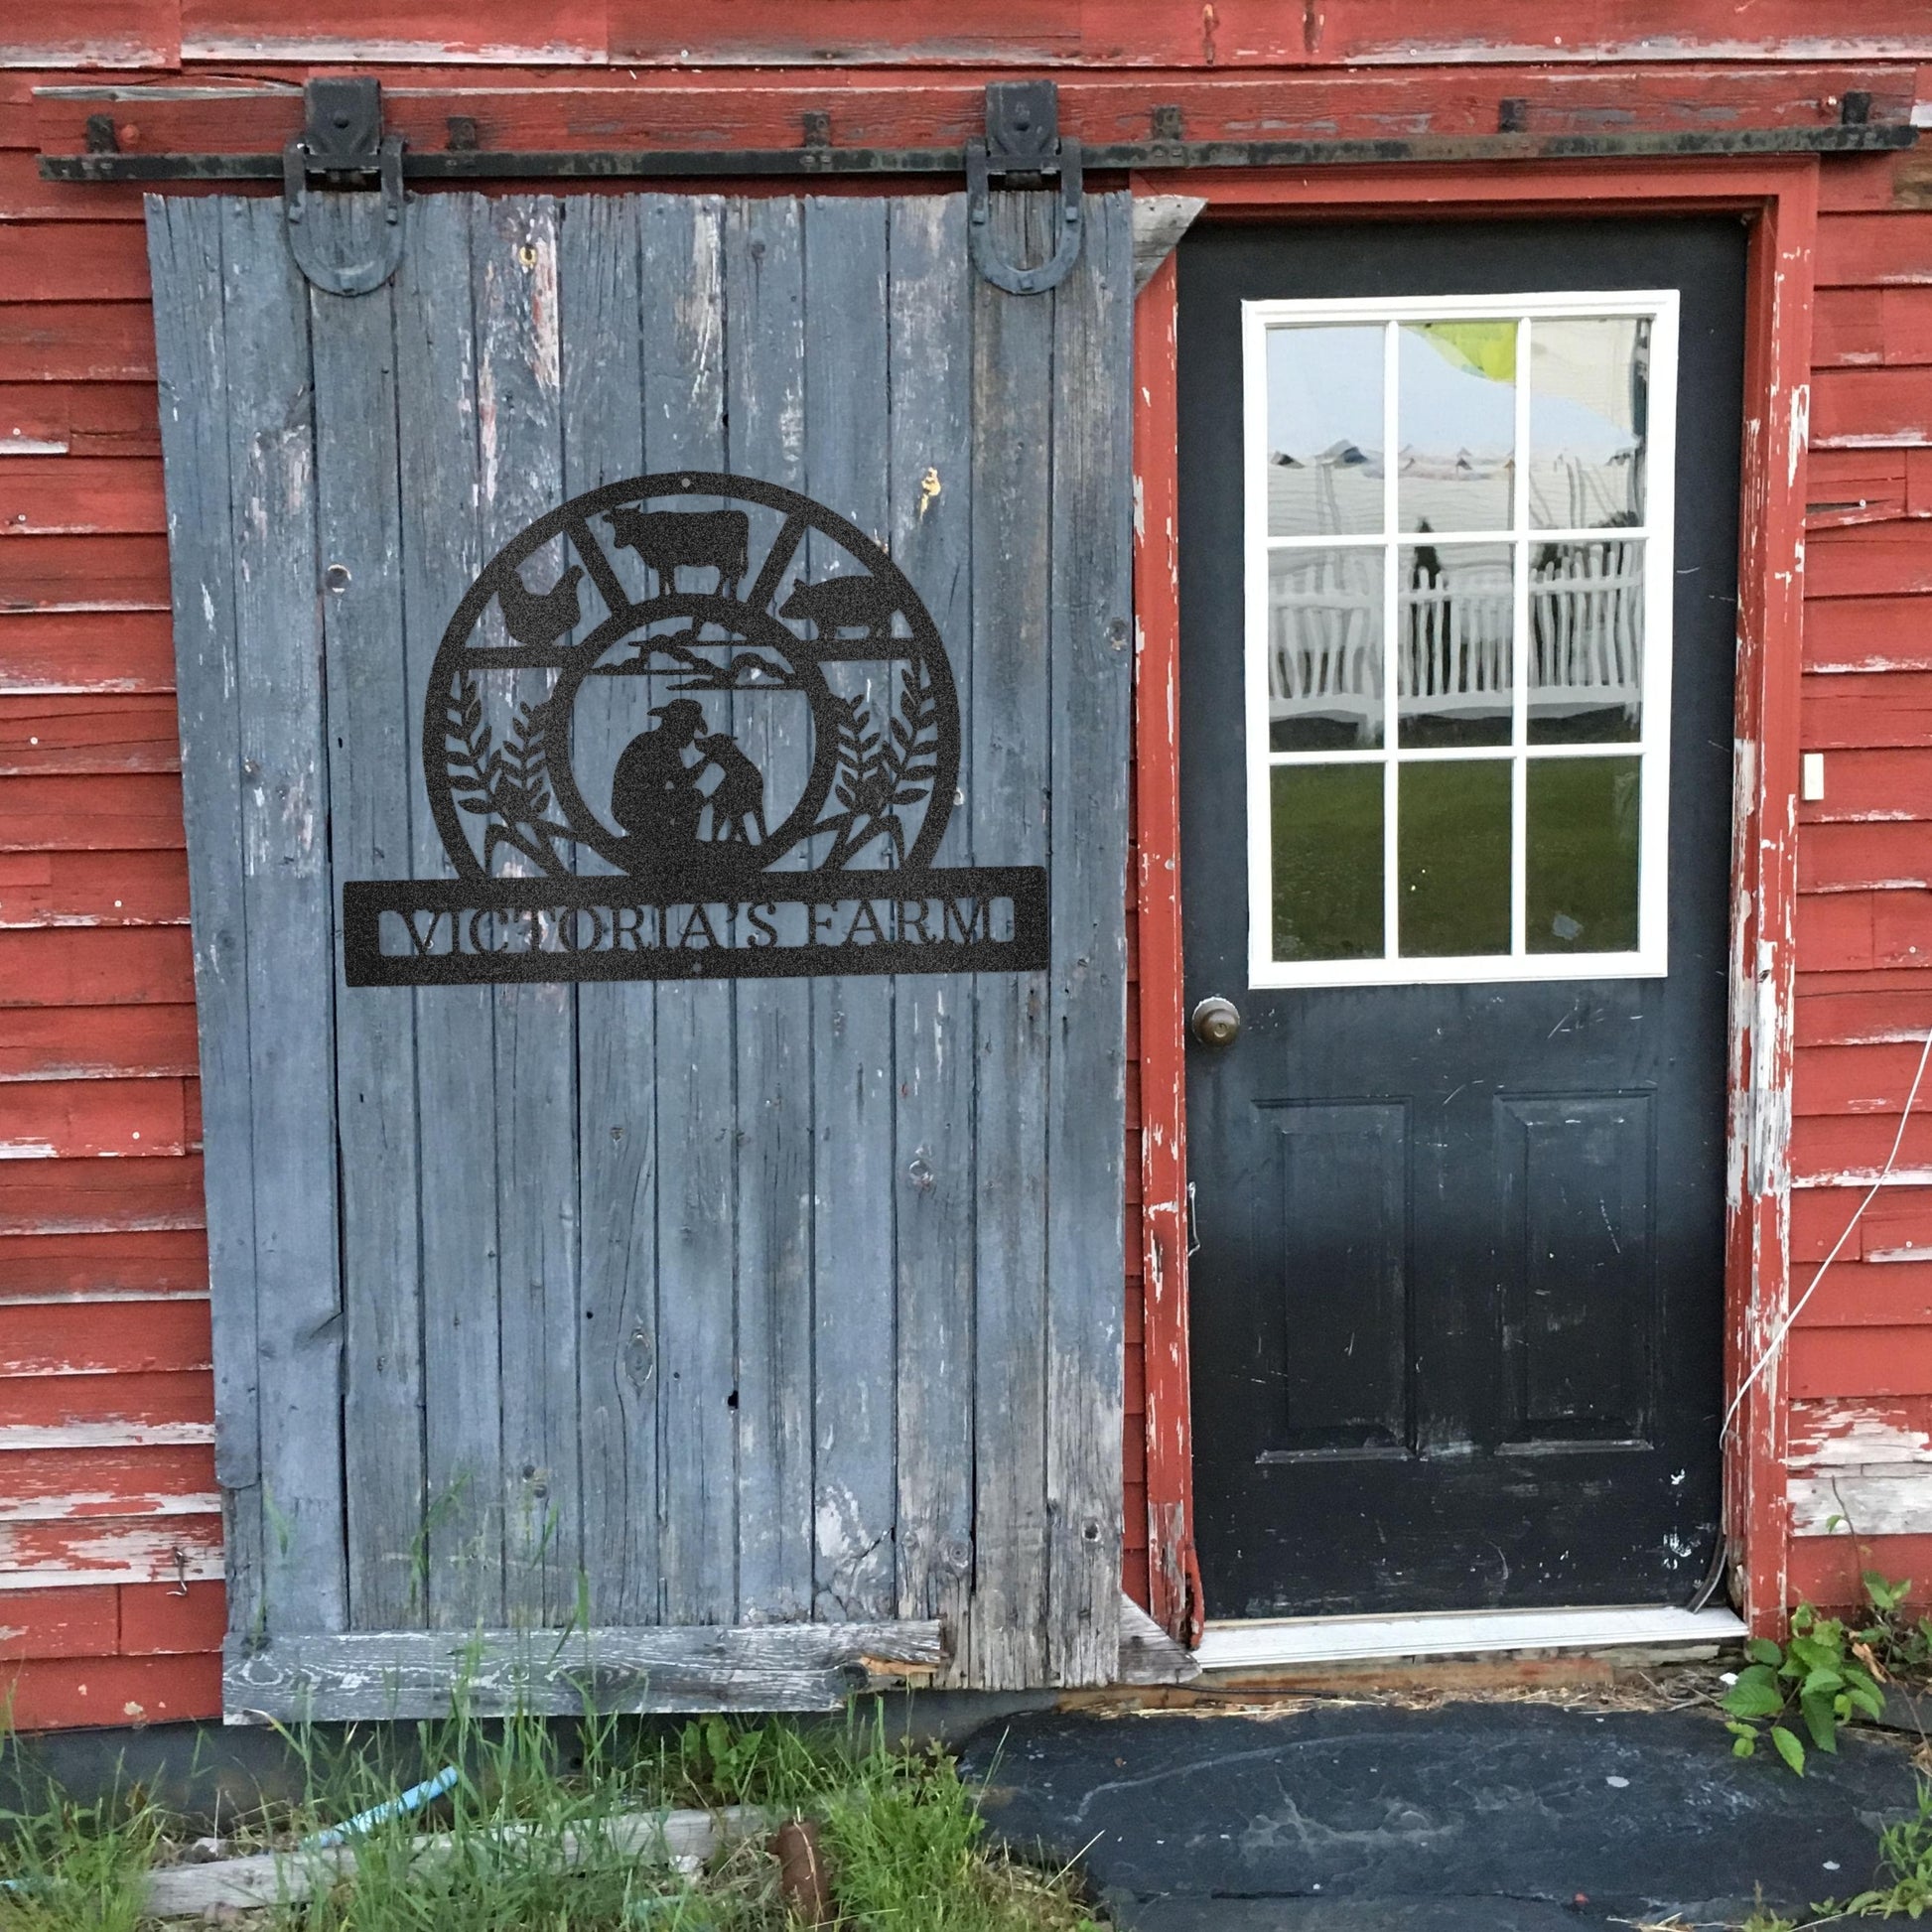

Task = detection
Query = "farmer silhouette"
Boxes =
[611,698,769,871]
[611,698,711,872]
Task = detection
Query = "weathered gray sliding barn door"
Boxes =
[147,189,1132,1716]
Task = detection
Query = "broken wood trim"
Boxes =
[1117,1592,1202,1685]
[1127,154,1817,1640]
[221,1620,947,1723]
[1131,195,1204,293]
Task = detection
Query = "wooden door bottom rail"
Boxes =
[222,1620,948,1722]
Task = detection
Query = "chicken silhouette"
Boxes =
[498,562,584,648]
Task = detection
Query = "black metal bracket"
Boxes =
[283,77,407,298]
[965,81,1083,297]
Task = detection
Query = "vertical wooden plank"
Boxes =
[886,196,978,1648]
[472,197,583,1626]
[641,195,738,1625]
[1128,241,1201,1644]
[966,194,1054,1688]
[220,196,345,1636]
[394,194,503,1629]
[146,195,263,1651]
[1728,167,1818,1635]
[725,194,816,1624]
[310,204,426,1632]
[561,197,659,1628]
[1044,193,1132,1685]
[803,197,898,1623]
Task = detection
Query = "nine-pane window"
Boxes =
[1241,292,1679,987]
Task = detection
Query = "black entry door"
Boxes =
[1179,219,1743,1618]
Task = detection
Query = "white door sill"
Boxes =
[1195,1603,1746,1673]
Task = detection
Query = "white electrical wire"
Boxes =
[1722,1025,1932,1445]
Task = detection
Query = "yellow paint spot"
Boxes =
[917,468,941,519]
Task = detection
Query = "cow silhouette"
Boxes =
[779,574,897,642]
[604,507,750,598]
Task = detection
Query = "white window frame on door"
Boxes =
[1241,289,1680,991]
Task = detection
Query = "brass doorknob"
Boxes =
[1190,996,1242,1047]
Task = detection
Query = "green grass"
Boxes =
[0,1705,1100,1932]
[0,1782,162,1932]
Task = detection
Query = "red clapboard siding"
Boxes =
[0,1231,207,1299]
[0,226,156,306]
[1794,1041,1932,1117]
[0,304,156,384]
[1812,370,1932,450]
[0,1155,206,1238]
[0,773,186,850]
[1793,1110,1932,1183]
[1792,1184,1932,1265]
[0,612,176,695]
[0,458,166,537]
[119,1580,224,1655]
[0,1513,221,1587]
[1812,290,1887,368]
[3,1444,216,1515]
[0,696,181,773]
[1790,1394,1932,1452]
[1815,287,1932,368]
[0,385,159,458]
[1797,893,1874,971]
[1790,1327,1932,1400]
[1803,672,1932,748]
[1806,448,1911,528]
[1800,824,1932,894]
[0,154,147,225]
[1806,524,1932,602]
[0,1076,194,1160]
[4,1008,196,1092]
[0,1298,209,1375]
[1862,1190,1932,1264]
[1,1652,222,1731]
[180,0,606,61]
[0,928,194,1007]
[1789,1534,1932,1610]
[1874,891,1932,967]
[1805,595,1932,673]
[1792,1259,1932,1328]
[1800,986,1932,1045]
[1817,151,1932,214]
[0,1585,119,1660]
[0,1367,212,1435]
[1817,214,1932,291]
[600,0,1932,66]
[0,1,180,69]
[0,849,192,928]
[1796,747,1932,822]
[1,536,171,612]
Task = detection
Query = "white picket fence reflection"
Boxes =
[1268,540,1643,738]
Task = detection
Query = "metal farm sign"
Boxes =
[345,473,1046,987]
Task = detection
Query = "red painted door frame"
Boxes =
[1131,157,1818,1641]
